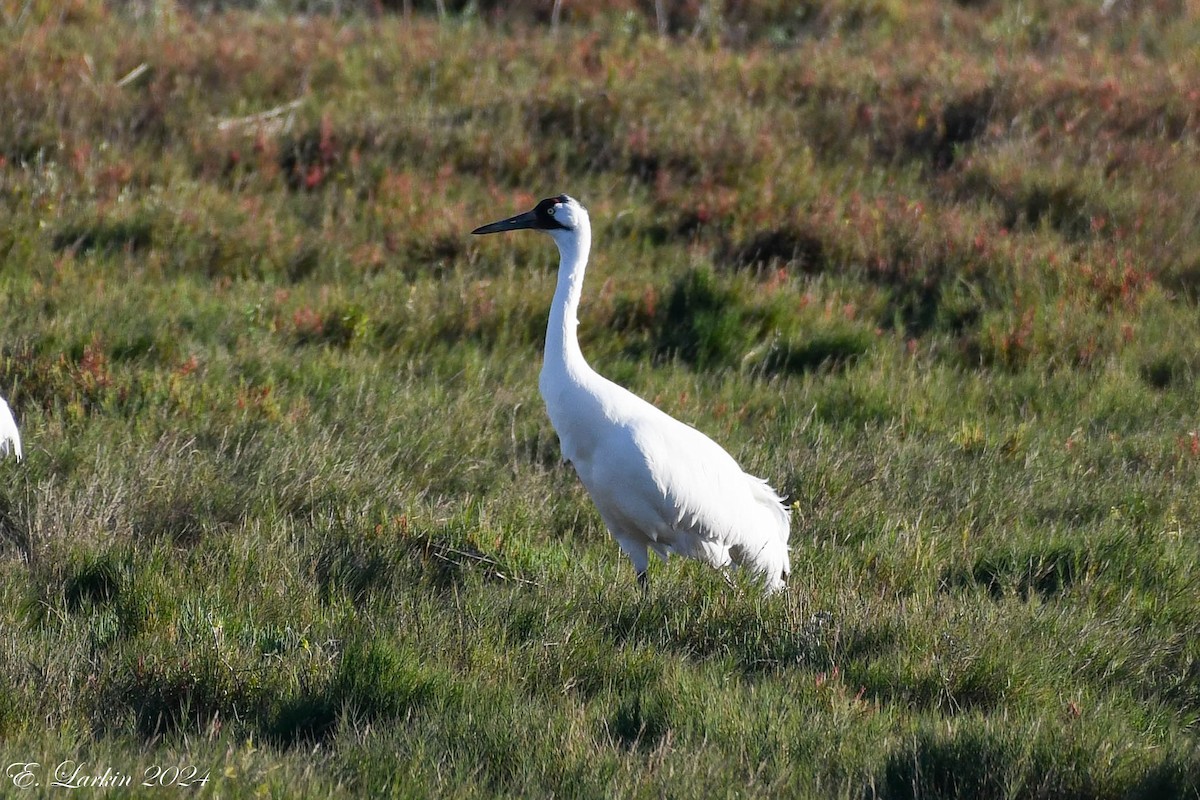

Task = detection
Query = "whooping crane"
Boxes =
[0,396,22,461]
[472,195,791,593]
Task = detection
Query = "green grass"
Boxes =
[1,0,1200,796]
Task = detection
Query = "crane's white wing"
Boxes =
[566,380,791,590]
[0,396,21,462]
[634,411,790,574]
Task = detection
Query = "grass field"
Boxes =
[2,0,1200,796]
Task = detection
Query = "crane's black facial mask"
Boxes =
[472,196,572,235]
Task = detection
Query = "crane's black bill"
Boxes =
[472,196,571,235]
[471,209,541,235]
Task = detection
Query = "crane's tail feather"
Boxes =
[731,538,790,593]
[749,477,792,544]
[733,476,792,593]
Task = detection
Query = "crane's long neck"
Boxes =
[544,224,593,379]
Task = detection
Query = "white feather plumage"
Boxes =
[0,395,22,462]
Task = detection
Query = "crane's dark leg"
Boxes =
[607,525,649,594]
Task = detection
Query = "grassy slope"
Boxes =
[1,1,1200,796]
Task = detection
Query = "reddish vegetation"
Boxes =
[2,0,1198,377]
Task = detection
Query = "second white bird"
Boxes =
[0,395,21,462]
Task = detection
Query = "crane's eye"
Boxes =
[547,206,556,216]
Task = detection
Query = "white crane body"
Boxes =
[474,195,790,593]
[0,396,21,461]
